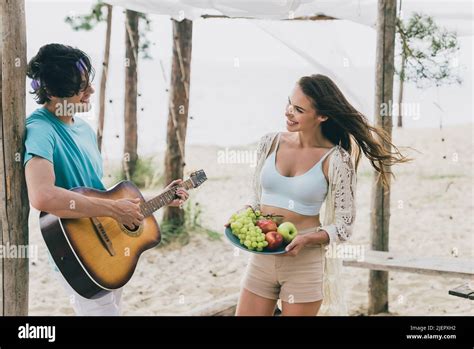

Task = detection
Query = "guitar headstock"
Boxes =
[189,169,207,188]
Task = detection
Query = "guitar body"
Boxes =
[40,180,161,299]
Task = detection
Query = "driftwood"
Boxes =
[189,293,239,316]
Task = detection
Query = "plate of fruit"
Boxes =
[225,208,298,254]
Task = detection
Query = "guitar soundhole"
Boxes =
[126,224,139,232]
[120,223,143,237]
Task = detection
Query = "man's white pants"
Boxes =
[53,269,123,316]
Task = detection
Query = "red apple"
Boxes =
[265,231,284,251]
[256,219,278,234]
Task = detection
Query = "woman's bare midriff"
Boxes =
[260,204,321,233]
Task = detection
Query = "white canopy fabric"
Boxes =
[106,0,473,36]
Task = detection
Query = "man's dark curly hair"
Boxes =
[26,43,95,104]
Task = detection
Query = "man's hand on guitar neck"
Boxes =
[163,179,190,208]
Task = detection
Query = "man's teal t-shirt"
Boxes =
[23,107,105,191]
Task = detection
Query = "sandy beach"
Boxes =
[28,124,473,316]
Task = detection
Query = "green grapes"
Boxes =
[229,208,267,251]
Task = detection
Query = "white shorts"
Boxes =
[241,226,324,303]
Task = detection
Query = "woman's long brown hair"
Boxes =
[298,74,410,187]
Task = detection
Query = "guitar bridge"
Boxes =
[90,217,116,256]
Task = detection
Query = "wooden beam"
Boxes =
[201,14,337,21]
[0,0,29,316]
[369,0,397,315]
[449,284,474,300]
[344,251,474,279]
[288,14,337,21]
[163,19,193,226]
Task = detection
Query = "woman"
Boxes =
[236,74,408,316]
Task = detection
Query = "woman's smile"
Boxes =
[286,118,299,126]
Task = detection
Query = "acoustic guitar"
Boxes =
[39,170,207,299]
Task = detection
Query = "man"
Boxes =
[24,43,188,315]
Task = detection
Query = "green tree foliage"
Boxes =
[396,12,461,88]
[65,1,153,59]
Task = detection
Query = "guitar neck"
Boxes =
[140,179,194,217]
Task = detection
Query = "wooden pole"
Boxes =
[0,0,29,316]
[123,9,139,180]
[369,0,397,315]
[397,54,405,128]
[97,4,113,152]
[163,19,193,226]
